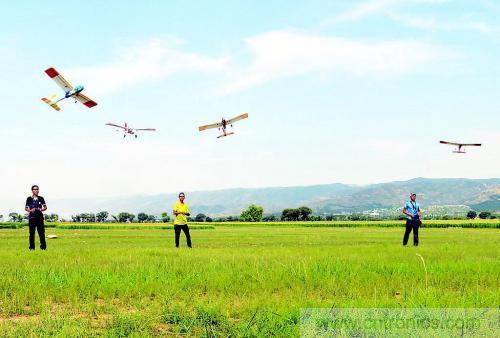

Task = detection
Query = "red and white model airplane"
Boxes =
[439,140,482,153]
[41,67,97,111]
[198,113,249,138]
[106,123,156,138]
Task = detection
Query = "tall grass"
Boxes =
[0,226,498,336]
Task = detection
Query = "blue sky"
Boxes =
[1,0,499,213]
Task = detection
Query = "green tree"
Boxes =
[80,213,96,222]
[205,216,213,222]
[240,204,264,222]
[195,213,207,222]
[281,208,300,221]
[9,212,18,222]
[96,211,109,223]
[297,206,313,221]
[466,210,477,219]
[161,212,170,223]
[118,212,134,223]
[44,213,59,222]
[262,214,277,222]
[478,211,492,219]
[137,213,148,223]
[147,215,156,222]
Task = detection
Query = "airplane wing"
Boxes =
[74,93,98,108]
[226,112,249,125]
[106,123,126,129]
[198,122,223,131]
[45,67,74,91]
[135,128,156,132]
[41,97,61,111]
[440,141,461,146]
[440,141,481,147]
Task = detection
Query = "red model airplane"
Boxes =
[41,67,97,111]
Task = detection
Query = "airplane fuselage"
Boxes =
[217,118,235,138]
[64,85,84,98]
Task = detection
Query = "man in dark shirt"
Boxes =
[25,185,47,250]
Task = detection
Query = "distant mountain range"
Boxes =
[48,178,500,217]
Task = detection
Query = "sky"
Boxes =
[0,0,499,214]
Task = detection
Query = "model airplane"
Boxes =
[41,67,97,111]
[439,141,482,153]
[198,113,248,138]
[106,122,156,138]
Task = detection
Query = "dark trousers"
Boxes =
[403,219,421,246]
[29,218,46,250]
[174,224,192,248]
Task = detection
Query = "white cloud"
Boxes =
[69,38,229,95]
[323,0,453,25]
[323,0,497,34]
[219,30,445,94]
[324,0,397,25]
[388,13,499,34]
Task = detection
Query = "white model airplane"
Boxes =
[106,122,156,138]
[439,140,482,153]
[198,113,249,138]
[41,67,97,111]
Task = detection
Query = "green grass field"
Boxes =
[0,225,498,336]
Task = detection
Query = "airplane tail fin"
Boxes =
[217,132,234,139]
[41,97,61,111]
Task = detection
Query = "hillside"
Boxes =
[48,178,500,217]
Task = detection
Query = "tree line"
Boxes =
[0,207,497,224]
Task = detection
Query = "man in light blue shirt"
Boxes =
[402,193,422,246]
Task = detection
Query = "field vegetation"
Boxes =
[0,225,498,336]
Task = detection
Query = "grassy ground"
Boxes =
[2,218,498,229]
[0,226,498,336]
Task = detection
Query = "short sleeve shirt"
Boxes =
[173,201,189,225]
[404,200,420,220]
[25,196,46,220]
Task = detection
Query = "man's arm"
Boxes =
[402,206,414,218]
[40,197,47,212]
[25,198,33,213]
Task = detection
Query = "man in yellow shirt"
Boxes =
[173,192,192,248]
